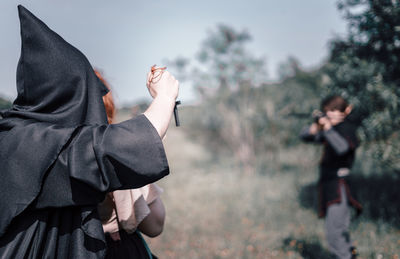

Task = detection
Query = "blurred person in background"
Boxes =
[96,70,166,259]
[300,95,362,259]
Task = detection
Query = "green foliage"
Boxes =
[323,0,400,170]
[336,0,400,84]
[0,97,12,111]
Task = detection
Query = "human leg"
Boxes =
[324,184,352,259]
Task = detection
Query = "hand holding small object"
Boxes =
[146,65,181,127]
[318,116,332,131]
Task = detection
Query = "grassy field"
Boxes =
[143,125,400,259]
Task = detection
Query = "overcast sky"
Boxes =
[0,0,347,106]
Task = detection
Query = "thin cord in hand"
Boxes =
[149,65,181,127]
[149,65,167,85]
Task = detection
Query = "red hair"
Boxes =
[95,70,116,124]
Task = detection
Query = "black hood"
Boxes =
[0,5,109,236]
[0,6,170,247]
[1,5,108,126]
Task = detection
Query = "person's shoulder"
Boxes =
[332,121,356,139]
[337,119,357,130]
[345,119,358,131]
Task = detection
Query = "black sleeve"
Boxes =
[299,126,323,143]
[0,115,169,236]
[322,122,359,156]
[68,114,169,192]
[323,128,350,155]
[344,123,360,149]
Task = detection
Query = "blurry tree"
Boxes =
[173,25,271,174]
[192,25,268,174]
[274,58,324,146]
[175,25,323,174]
[323,0,400,170]
[0,97,12,111]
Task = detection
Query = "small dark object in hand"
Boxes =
[174,101,181,127]
[149,65,181,127]
[312,110,326,123]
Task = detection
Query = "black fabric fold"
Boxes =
[32,115,169,212]
[0,118,77,236]
[0,5,169,258]
[0,207,106,259]
[92,115,169,190]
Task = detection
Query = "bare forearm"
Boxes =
[138,197,166,237]
[143,96,175,139]
[143,67,179,138]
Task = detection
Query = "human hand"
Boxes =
[309,123,320,135]
[144,66,180,138]
[146,66,179,101]
[318,116,332,131]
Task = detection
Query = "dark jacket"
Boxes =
[300,120,362,217]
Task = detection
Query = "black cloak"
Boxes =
[0,5,169,258]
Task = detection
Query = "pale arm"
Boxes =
[143,70,179,139]
[137,197,166,237]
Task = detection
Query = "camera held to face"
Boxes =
[312,110,326,124]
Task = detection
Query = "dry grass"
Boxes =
[140,125,400,258]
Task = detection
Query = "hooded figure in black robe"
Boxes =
[0,5,169,258]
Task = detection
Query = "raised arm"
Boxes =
[143,69,179,139]
[323,129,350,155]
[300,123,323,143]
[318,115,355,156]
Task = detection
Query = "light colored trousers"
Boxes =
[325,183,352,259]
